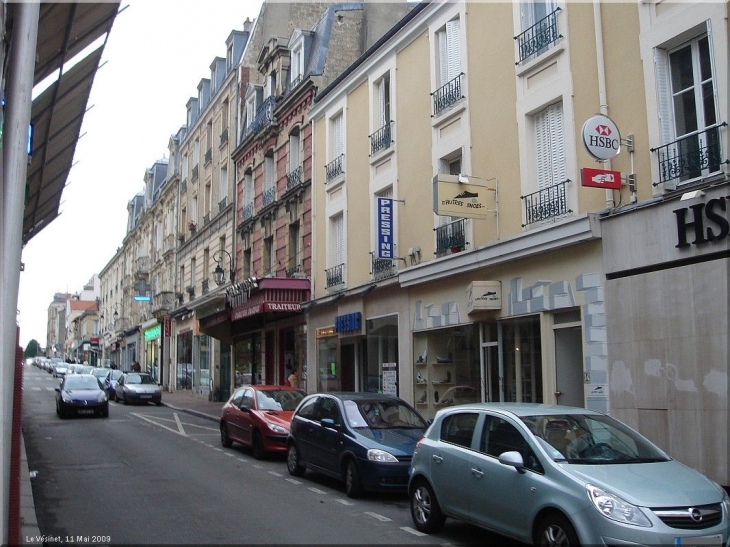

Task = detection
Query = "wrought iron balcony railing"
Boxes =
[371,254,397,281]
[651,122,727,187]
[203,213,210,226]
[204,148,212,165]
[288,74,303,95]
[521,179,571,226]
[287,166,302,191]
[241,96,277,141]
[325,263,345,289]
[370,122,393,156]
[242,202,254,222]
[431,73,464,117]
[201,279,209,295]
[286,263,301,278]
[219,127,228,147]
[325,154,344,183]
[435,219,468,257]
[192,165,199,181]
[262,187,276,207]
[515,8,562,64]
[219,197,227,212]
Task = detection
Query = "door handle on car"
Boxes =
[432,454,443,464]
[470,467,484,478]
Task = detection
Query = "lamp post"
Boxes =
[213,249,235,286]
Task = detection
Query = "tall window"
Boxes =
[519,0,558,59]
[221,100,229,134]
[534,101,566,190]
[331,213,344,268]
[205,183,212,215]
[182,154,189,181]
[289,222,300,273]
[192,196,198,225]
[331,113,343,160]
[265,154,275,193]
[244,171,254,210]
[437,19,461,87]
[289,133,300,173]
[377,74,391,128]
[193,139,200,167]
[264,236,275,275]
[190,258,196,287]
[220,166,228,202]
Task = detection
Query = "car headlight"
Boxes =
[61,393,73,403]
[586,484,652,527]
[267,423,288,434]
[97,393,108,403]
[712,481,730,516]
[367,448,398,463]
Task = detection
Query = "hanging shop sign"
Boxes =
[164,317,171,338]
[432,174,492,220]
[582,115,621,161]
[144,324,161,341]
[335,312,362,334]
[376,197,394,259]
[467,281,502,313]
[316,326,336,338]
[580,167,622,190]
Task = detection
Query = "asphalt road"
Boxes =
[22,365,521,545]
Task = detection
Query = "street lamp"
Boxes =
[213,248,235,286]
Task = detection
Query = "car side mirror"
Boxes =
[321,418,340,430]
[498,451,526,473]
[240,405,251,413]
[54,387,60,392]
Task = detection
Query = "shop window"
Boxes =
[500,316,542,403]
[317,334,338,392]
[365,315,399,394]
[177,332,193,390]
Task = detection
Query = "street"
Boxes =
[22,365,520,545]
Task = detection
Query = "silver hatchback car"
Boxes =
[409,403,730,546]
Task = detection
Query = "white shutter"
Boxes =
[290,134,300,171]
[438,29,449,86]
[535,106,550,190]
[446,19,461,82]
[333,214,344,266]
[378,80,386,127]
[654,47,677,190]
[550,102,566,185]
[333,113,343,157]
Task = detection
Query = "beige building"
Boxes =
[99,246,126,369]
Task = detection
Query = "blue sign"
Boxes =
[335,312,362,333]
[376,197,393,259]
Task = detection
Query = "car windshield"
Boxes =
[108,370,123,381]
[125,373,154,385]
[345,399,427,430]
[93,368,111,379]
[256,389,305,411]
[64,376,101,390]
[521,414,671,465]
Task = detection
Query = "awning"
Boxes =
[19,2,121,244]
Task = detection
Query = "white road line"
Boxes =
[401,526,427,537]
[334,499,354,506]
[308,487,327,495]
[46,387,55,391]
[212,447,224,452]
[252,464,263,469]
[131,413,187,436]
[285,478,301,485]
[224,452,235,457]
[365,511,392,522]
[32,387,41,391]
[173,412,186,435]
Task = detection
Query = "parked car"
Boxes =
[51,360,69,378]
[286,392,428,498]
[115,372,162,405]
[55,373,109,418]
[90,367,112,386]
[408,403,730,546]
[102,369,124,400]
[220,385,306,459]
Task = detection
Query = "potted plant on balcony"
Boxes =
[187,220,196,233]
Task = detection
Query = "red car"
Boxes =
[220,385,306,459]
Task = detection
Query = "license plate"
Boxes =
[140,395,152,399]
[676,535,723,547]
[78,409,94,415]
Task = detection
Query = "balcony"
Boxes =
[262,186,276,208]
[285,74,303,97]
[515,8,562,65]
[219,197,227,212]
[242,96,277,141]
[186,285,195,299]
[286,166,302,192]
[371,254,397,281]
[325,263,345,289]
[135,256,150,278]
[242,202,254,223]
[369,122,393,156]
[286,263,302,278]
[651,123,727,188]
[192,165,199,181]
[203,213,211,226]
[204,148,212,165]
[163,234,175,256]
[435,219,468,257]
[152,291,176,316]
[325,154,344,183]
[521,179,571,227]
[201,279,209,295]
[431,73,464,117]
[219,128,229,147]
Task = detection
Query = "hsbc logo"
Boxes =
[582,115,621,161]
[596,124,612,136]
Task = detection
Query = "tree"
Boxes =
[24,339,41,359]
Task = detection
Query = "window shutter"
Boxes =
[446,19,461,82]
[550,102,566,185]
[378,80,386,127]
[333,215,344,266]
[654,47,676,190]
[333,114,343,158]
[535,106,550,190]
[439,30,449,86]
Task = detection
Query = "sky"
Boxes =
[18,0,264,350]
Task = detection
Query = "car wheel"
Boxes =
[344,459,364,499]
[286,443,305,476]
[410,479,446,533]
[220,423,233,448]
[536,514,580,547]
[252,431,265,460]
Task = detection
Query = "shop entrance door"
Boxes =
[554,325,584,407]
[219,343,231,401]
[340,341,356,391]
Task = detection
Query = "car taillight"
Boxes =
[415,437,425,449]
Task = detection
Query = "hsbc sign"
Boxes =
[582,115,621,161]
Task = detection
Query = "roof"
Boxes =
[69,300,98,312]
[432,403,603,418]
[20,2,121,244]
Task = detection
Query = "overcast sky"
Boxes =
[18,0,263,350]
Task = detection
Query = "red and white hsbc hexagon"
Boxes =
[582,115,621,161]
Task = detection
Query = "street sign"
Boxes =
[580,167,622,190]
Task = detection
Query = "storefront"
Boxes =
[143,320,162,381]
[123,329,139,371]
[601,183,729,487]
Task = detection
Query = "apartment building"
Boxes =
[99,247,125,368]
[46,293,71,359]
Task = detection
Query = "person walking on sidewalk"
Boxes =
[287,368,300,389]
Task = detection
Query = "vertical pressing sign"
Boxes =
[377,197,394,259]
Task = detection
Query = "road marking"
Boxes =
[32,387,41,391]
[174,412,186,435]
[308,487,327,495]
[252,464,263,469]
[212,447,224,452]
[131,412,187,436]
[268,471,283,477]
[224,452,235,457]
[401,526,427,537]
[334,499,354,506]
[285,478,301,485]
[365,511,392,522]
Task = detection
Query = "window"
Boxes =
[221,100,229,133]
[377,74,391,128]
[655,31,721,187]
[289,222,300,274]
[220,167,228,202]
[243,248,252,278]
[517,1,559,62]
[264,236,275,275]
[289,132,300,173]
[291,42,304,84]
[265,154,275,193]
[205,183,212,215]
[182,154,189,181]
[481,416,543,472]
[331,213,344,268]
[193,139,200,167]
[190,258,196,287]
[440,412,479,448]
[192,196,198,225]
[437,19,461,86]
[534,101,566,190]
[326,113,344,182]
[371,74,392,155]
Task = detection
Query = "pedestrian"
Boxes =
[132,361,141,372]
[287,368,299,389]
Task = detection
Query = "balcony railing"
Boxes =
[325,263,345,289]
[219,128,228,147]
[286,166,302,191]
[515,8,562,64]
[201,279,209,295]
[242,202,254,222]
[192,165,199,181]
[651,123,727,188]
[286,263,301,278]
[435,219,468,257]
[370,122,393,156]
[287,74,303,96]
[325,154,344,183]
[432,73,464,117]
[204,148,212,165]
[371,254,397,281]
[181,178,187,193]
[242,96,277,141]
[521,179,571,226]
[262,186,276,207]
[219,197,227,212]
[203,213,210,226]
[163,234,175,255]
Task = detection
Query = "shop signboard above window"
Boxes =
[467,281,502,313]
[432,174,493,220]
[335,312,362,334]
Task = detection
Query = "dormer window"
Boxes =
[227,43,233,71]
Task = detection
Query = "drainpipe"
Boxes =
[593,0,614,209]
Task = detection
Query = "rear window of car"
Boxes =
[440,412,479,448]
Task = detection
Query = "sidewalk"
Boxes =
[160,389,226,422]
